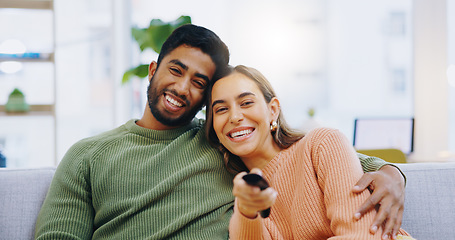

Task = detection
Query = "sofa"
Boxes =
[1,162,455,240]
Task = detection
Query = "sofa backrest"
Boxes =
[1,163,455,240]
[397,162,455,240]
[0,168,55,240]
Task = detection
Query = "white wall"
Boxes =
[411,0,450,162]
[448,0,455,154]
[58,0,455,163]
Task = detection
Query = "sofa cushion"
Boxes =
[1,163,455,240]
[0,168,55,240]
[397,162,455,240]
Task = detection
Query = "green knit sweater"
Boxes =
[35,119,235,239]
[35,119,394,239]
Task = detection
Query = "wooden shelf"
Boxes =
[0,104,54,116]
[0,53,54,63]
[0,0,53,10]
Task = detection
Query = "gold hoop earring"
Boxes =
[270,120,278,132]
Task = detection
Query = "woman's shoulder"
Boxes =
[302,127,344,142]
[289,127,347,152]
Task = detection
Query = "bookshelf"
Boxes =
[0,0,52,10]
[0,0,56,168]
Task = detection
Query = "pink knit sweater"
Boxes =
[229,128,411,239]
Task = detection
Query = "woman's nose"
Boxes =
[229,108,243,124]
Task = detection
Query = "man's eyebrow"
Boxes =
[169,59,210,82]
[169,59,188,70]
[195,73,210,83]
[211,92,255,108]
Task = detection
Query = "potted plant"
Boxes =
[122,15,191,84]
[5,88,29,112]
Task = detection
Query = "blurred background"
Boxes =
[0,0,454,168]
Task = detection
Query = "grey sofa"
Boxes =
[0,168,55,240]
[1,163,455,240]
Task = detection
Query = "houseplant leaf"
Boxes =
[123,15,192,84]
[122,64,149,84]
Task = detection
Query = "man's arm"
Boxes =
[355,153,406,240]
[357,153,407,183]
[35,142,95,239]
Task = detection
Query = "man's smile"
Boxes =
[165,94,184,108]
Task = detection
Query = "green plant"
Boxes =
[6,88,29,112]
[307,107,315,118]
[9,88,25,97]
[122,16,191,84]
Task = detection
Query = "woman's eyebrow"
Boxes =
[211,92,255,108]
[238,92,255,99]
[212,99,225,108]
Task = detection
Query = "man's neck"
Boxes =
[136,106,185,130]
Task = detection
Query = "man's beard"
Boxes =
[147,76,204,127]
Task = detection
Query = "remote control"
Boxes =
[242,173,271,218]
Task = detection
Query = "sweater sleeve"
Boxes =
[357,152,388,172]
[357,153,407,184]
[35,140,95,239]
[229,198,276,240]
[310,128,382,239]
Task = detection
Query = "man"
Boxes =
[35,24,405,239]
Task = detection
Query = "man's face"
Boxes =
[147,45,216,128]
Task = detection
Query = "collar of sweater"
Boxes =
[125,118,203,141]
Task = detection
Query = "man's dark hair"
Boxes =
[157,24,230,81]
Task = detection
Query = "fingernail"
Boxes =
[382,234,389,240]
[371,225,378,233]
[354,212,361,220]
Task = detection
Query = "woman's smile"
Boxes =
[227,127,255,142]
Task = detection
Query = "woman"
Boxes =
[205,65,413,239]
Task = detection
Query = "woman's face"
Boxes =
[211,72,280,162]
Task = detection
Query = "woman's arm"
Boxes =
[310,128,382,239]
[229,170,277,240]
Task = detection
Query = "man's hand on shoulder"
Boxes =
[352,165,405,240]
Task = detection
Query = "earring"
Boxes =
[270,120,278,132]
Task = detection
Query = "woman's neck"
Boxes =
[241,143,282,170]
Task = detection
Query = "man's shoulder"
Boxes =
[69,121,131,152]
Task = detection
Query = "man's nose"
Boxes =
[174,78,191,96]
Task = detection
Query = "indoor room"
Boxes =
[1,0,454,239]
[1,0,454,168]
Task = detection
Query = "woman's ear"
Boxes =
[148,61,157,82]
[269,97,280,121]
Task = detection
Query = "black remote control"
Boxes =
[242,173,271,218]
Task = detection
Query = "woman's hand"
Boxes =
[352,165,405,239]
[233,168,278,219]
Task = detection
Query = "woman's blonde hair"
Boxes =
[205,65,305,173]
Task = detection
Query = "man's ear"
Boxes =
[148,61,157,82]
[269,97,281,120]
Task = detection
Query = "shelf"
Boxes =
[0,53,54,63]
[0,0,57,167]
[0,104,54,116]
[0,0,53,10]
